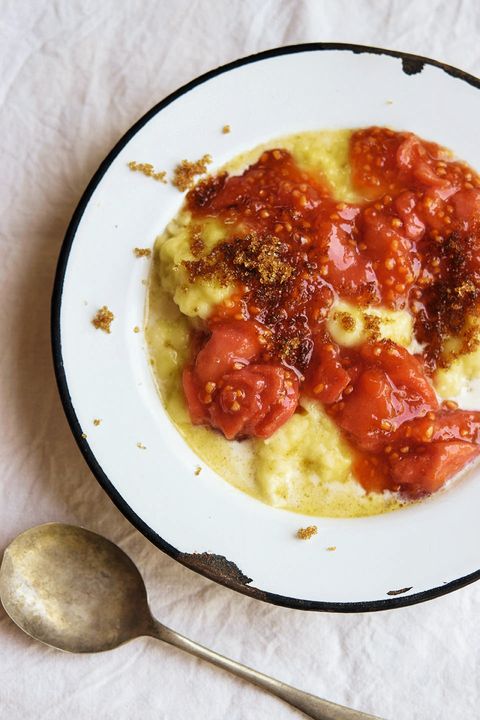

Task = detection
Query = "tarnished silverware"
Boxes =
[0,523,383,720]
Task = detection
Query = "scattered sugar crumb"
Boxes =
[194,466,202,476]
[134,247,152,258]
[128,161,167,183]
[296,525,318,540]
[222,124,231,134]
[141,279,148,286]
[93,419,101,426]
[81,432,87,439]
[136,442,147,450]
[133,326,140,333]
[326,546,337,552]
[386,100,393,105]
[334,311,356,332]
[92,306,114,333]
[172,154,212,191]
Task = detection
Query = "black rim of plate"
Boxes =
[51,43,480,612]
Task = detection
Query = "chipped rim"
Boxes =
[51,43,480,612]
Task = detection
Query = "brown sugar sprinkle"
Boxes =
[194,465,202,476]
[363,314,381,341]
[128,161,167,183]
[296,525,318,540]
[278,336,303,365]
[190,229,205,257]
[222,125,231,134]
[415,231,480,370]
[326,546,337,552]
[92,306,114,333]
[334,311,356,332]
[172,154,212,192]
[133,247,151,258]
[93,419,101,426]
[133,326,140,333]
[184,232,295,289]
[136,442,147,450]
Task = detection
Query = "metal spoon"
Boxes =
[0,523,382,720]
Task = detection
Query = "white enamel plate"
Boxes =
[52,44,480,611]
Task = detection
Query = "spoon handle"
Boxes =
[149,619,383,720]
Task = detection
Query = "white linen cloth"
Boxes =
[1,1,480,717]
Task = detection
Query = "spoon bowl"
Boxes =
[0,523,152,653]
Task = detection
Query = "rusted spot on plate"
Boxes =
[401,58,425,76]
[179,552,252,585]
[178,552,268,601]
[386,586,413,596]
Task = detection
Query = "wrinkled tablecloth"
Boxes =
[1,1,480,718]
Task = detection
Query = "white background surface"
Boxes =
[1,1,480,718]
